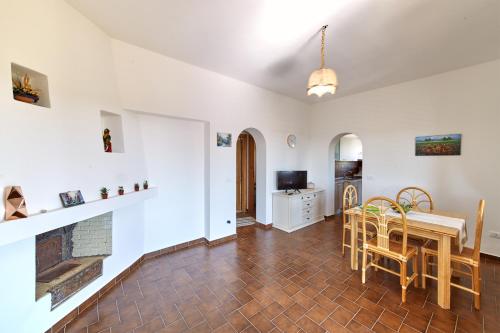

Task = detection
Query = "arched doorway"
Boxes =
[235,128,266,227]
[327,133,363,216]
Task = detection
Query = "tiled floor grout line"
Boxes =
[371,308,386,330]
[134,300,143,327]
[424,312,434,333]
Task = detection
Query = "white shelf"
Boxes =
[0,187,158,247]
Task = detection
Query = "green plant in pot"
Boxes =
[143,180,149,190]
[392,202,413,214]
[100,187,109,199]
[134,183,140,191]
[118,186,124,195]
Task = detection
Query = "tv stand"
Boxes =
[272,189,325,233]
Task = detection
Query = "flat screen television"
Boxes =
[277,171,307,191]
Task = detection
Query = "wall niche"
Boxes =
[100,110,125,153]
[11,63,51,108]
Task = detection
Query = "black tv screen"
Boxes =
[277,171,307,190]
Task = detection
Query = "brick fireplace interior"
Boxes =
[36,212,112,309]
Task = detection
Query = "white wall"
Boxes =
[308,60,500,256]
[138,114,206,252]
[111,40,310,240]
[0,1,147,332]
[339,134,363,161]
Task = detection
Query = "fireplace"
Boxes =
[36,212,112,309]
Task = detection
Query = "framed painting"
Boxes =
[217,132,232,147]
[416,134,462,156]
[59,190,85,208]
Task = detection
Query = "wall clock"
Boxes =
[287,134,297,148]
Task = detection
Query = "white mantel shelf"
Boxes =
[0,187,158,247]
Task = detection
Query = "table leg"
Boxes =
[437,235,451,309]
[351,214,358,270]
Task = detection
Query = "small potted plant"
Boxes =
[143,180,149,190]
[134,183,140,191]
[100,187,109,199]
[12,74,40,104]
[118,186,125,195]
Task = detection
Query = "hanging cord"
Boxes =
[320,25,328,69]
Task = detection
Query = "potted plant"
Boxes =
[100,187,109,199]
[143,180,149,190]
[134,183,140,191]
[118,186,124,195]
[12,74,40,104]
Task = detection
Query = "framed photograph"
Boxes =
[59,190,85,208]
[416,134,462,156]
[217,132,232,147]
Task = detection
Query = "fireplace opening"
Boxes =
[35,212,112,309]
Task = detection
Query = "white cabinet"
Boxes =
[272,189,325,233]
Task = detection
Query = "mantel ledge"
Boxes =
[0,187,158,247]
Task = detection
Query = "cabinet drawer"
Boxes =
[300,194,313,201]
[302,215,313,224]
[302,208,313,217]
[302,200,313,209]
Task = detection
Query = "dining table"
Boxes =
[344,206,468,310]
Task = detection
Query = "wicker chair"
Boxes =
[396,186,434,212]
[361,196,419,303]
[341,185,360,256]
[421,199,485,310]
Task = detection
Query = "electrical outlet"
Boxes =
[489,231,500,239]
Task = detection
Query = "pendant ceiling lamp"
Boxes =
[307,25,338,97]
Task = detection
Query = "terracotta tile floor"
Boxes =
[64,217,499,333]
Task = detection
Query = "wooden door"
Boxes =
[236,133,248,213]
[248,135,256,217]
[236,132,256,217]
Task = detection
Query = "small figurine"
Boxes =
[103,128,112,153]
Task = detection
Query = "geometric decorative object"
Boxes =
[4,186,28,220]
[307,25,338,97]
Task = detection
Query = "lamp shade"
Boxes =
[307,67,338,97]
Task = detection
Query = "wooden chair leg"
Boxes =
[473,266,480,310]
[413,256,418,288]
[374,254,380,271]
[421,252,427,289]
[362,248,368,284]
[342,227,346,256]
[401,262,407,303]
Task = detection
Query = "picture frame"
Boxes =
[217,132,232,147]
[415,134,462,156]
[59,190,85,208]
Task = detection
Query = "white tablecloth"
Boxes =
[386,210,467,251]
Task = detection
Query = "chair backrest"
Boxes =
[342,185,358,226]
[473,199,486,262]
[396,186,434,212]
[362,196,409,256]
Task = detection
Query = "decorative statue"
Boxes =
[103,128,112,153]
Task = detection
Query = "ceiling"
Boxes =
[66,0,500,104]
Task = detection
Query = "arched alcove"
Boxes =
[326,133,363,216]
[235,127,267,225]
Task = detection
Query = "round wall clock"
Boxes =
[287,134,297,148]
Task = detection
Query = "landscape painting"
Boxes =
[217,132,232,147]
[416,134,462,156]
